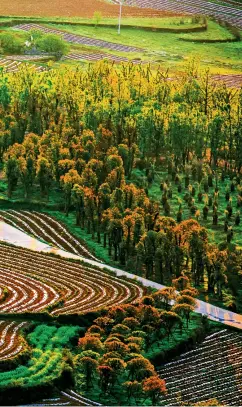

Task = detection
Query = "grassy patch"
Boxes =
[42,20,242,73]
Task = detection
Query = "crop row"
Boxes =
[122,0,242,29]
[65,52,146,64]
[212,74,242,89]
[0,210,98,260]
[0,325,80,389]
[14,23,142,53]
[0,58,46,73]
[158,330,242,405]
[0,211,143,361]
[0,243,143,315]
[11,389,99,406]
[0,321,26,361]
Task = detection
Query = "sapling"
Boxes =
[213,209,218,225]
[225,185,230,201]
[235,211,240,226]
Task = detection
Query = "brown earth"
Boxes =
[0,0,180,18]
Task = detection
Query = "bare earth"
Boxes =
[0,0,178,18]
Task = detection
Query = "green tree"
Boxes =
[76,356,98,388]
[5,156,19,198]
[36,34,69,58]
[36,156,53,198]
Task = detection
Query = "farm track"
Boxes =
[0,57,47,73]
[14,23,143,53]
[159,330,242,405]
[120,0,242,29]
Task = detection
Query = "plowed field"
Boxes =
[0,0,178,18]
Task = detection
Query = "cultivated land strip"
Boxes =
[64,51,146,64]
[121,0,242,29]
[0,57,46,73]
[14,23,143,53]
[158,330,242,405]
[212,74,242,88]
[0,217,144,360]
[0,0,176,18]
[0,210,99,260]
[0,219,242,330]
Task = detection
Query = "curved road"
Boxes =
[0,220,241,330]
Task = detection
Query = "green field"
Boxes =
[0,16,241,73]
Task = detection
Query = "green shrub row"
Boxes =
[0,17,207,34]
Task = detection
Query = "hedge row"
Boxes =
[179,17,241,43]
[0,309,103,327]
[0,17,208,33]
[0,198,63,211]
[179,37,240,43]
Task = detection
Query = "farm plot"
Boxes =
[14,23,143,53]
[29,390,103,406]
[65,52,147,64]
[0,58,46,73]
[0,0,175,18]
[121,0,242,29]
[0,242,144,315]
[0,321,26,361]
[0,210,98,260]
[65,51,129,63]
[212,74,242,88]
[159,330,242,406]
[20,390,97,407]
[0,324,80,391]
[0,238,143,361]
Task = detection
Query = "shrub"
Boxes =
[36,34,69,58]
[0,33,24,54]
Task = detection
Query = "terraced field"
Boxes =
[65,52,145,64]
[0,243,143,315]
[212,74,242,88]
[159,330,242,406]
[122,0,242,29]
[0,321,26,361]
[14,23,142,53]
[0,57,46,73]
[0,210,97,260]
[0,223,144,362]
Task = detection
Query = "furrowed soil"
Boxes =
[0,0,179,18]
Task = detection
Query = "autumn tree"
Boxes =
[142,376,167,405]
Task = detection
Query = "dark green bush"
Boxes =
[0,33,24,54]
[36,34,69,58]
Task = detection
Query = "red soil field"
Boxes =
[0,0,179,18]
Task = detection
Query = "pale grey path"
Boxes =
[0,221,241,329]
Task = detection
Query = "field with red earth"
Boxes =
[0,210,97,260]
[0,238,144,362]
[0,0,179,18]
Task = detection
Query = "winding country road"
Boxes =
[0,220,241,330]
